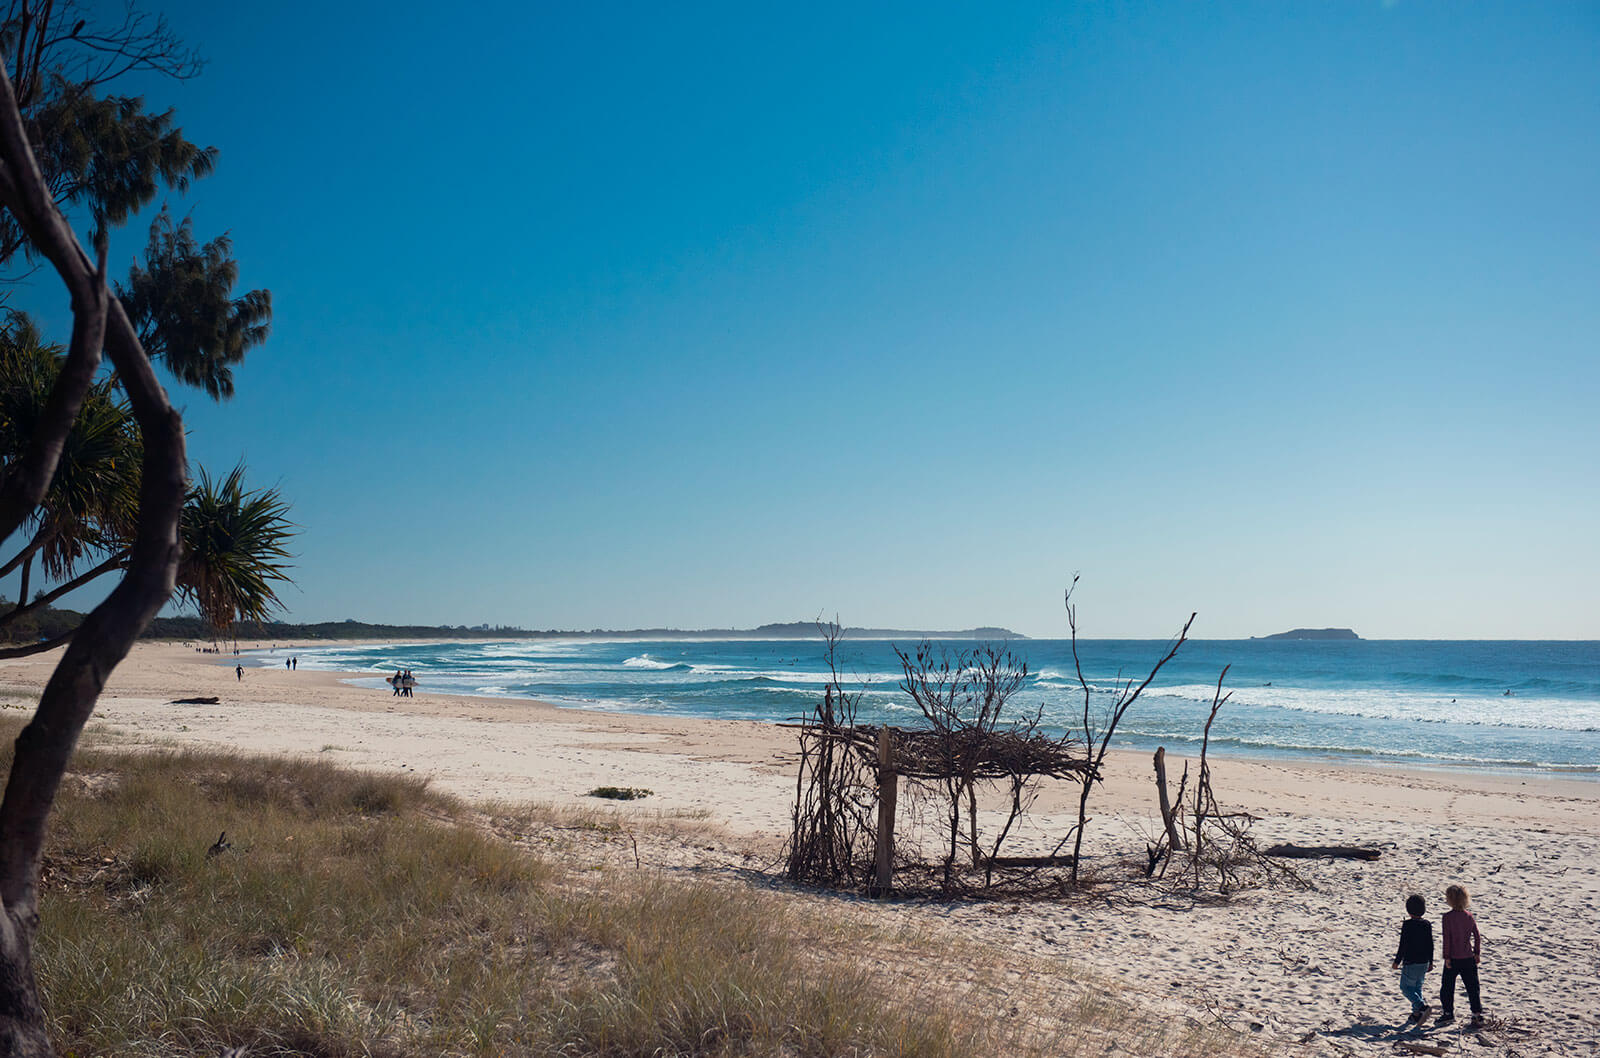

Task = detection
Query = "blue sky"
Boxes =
[23,1,1600,638]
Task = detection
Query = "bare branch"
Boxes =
[0,624,71,659]
[0,546,127,631]
[1068,575,1195,884]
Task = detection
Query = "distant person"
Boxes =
[1438,883,1484,1027]
[392,669,403,697]
[235,664,243,682]
[1391,893,1434,1022]
[292,656,297,670]
[286,657,292,670]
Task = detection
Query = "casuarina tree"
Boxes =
[0,3,285,1050]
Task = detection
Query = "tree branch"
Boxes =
[0,532,45,580]
[0,546,126,630]
[0,235,105,549]
[0,625,71,659]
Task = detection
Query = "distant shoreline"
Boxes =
[145,618,1028,642]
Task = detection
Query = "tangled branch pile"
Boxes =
[799,720,1094,786]
[786,634,1093,896]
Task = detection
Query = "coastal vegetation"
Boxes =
[16,721,1254,1057]
[587,785,652,800]
[0,3,291,1048]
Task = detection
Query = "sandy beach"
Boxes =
[3,641,1596,1057]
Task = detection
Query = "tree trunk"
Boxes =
[0,63,187,1053]
[0,909,49,1055]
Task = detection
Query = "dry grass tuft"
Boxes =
[0,717,1263,1056]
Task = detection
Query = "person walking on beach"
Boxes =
[235,664,243,681]
[1438,883,1484,1027]
[1392,893,1434,1022]
[392,669,403,696]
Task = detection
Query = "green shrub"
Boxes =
[587,786,652,801]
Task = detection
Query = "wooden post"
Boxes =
[873,726,898,898]
[1154,747,1185,852]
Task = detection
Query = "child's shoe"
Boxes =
[1409,1005,1430,1023]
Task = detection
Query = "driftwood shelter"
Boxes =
[786,600,1334,898]
[785,637,1097,897]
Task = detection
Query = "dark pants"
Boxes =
[1440,957,1482,1015]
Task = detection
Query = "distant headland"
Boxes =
[138,615,1026,643]
[1252,628,1360,641]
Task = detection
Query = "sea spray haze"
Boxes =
[274,638,1600,777]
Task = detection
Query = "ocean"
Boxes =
[263,638,1600,779]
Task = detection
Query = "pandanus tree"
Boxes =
[0,3,283,1050]
[0,321,294,654]
[175,463,293,639]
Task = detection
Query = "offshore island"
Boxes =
[1253,627,1361,641]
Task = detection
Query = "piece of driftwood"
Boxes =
[872,726,897,897]
[1264,843,1381,861]
[984,854,1076,869]
[170,696,221,704]
[1396,1042,1450,1056]
[1154,747,1185,852]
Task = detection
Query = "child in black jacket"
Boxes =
[1392,893,1435,1021]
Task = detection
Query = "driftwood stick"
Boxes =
[872,726,897,897]
[986,854,1076,869]
[1263,843,1382,862]
[1154,747,1185,852]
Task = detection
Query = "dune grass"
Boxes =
[21,732,991,1057]
[0,719,1261,1057]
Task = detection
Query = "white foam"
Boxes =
[622,654,680,670]
[1149,682,1600,732]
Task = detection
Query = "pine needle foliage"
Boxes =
[118,208,271,400]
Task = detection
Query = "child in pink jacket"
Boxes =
[1437,883,1484,1027]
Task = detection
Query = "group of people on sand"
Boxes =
[1392,883,1486,1028]
[391,669,417,697]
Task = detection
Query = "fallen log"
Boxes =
[1397,1042,1450,1056]
[170,696,221,705]
[1264,843,1381,862]
[984,854,1076,869]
